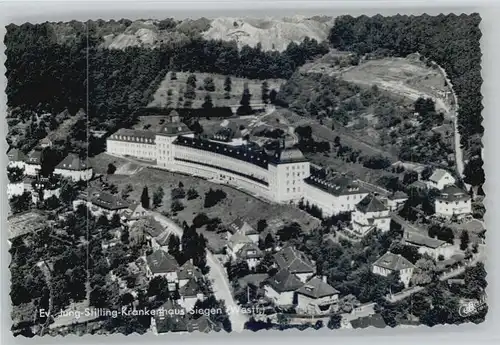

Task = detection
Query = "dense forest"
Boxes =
[328,13,483,185]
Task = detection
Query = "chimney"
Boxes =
[322,275,327,283]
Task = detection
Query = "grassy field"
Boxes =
[89,153,143,175]
[105,166,320,232]
[148,71,284,108]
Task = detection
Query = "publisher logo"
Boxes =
[458,296,487,317]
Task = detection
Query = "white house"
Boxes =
[434,185,472,218]
[236,242,263,269]
[177,278,205,312]
[273,246,316,283]
[426,169,455,190]
[303,174,369,216]
[145,249,180,291]
[7,148,26,169]
[386,191,408,211]
[351,194,391,237]
[372,252,415,287]
[24,149,42,177]
[54,153,93,181]
[295,276,340,315]
[402,230,455,260]
[227,232,254,260]
[264,269,303,306]
[122,203,148,224]
[107,128,157,161]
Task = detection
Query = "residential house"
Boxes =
[186,315,216,333]
[54,153,93,182]
[227,232,254,260]
[264,269,303,306]
[372,252,415,287]
[402,230,455,260]
[39,137,52,148]
[24,149,42,177]
[178,278,205,311]
[295,276,340,315]
[435,185,472,218]
[426,169,455,190]
[351,194,390,237]
[273,246,316,283]
[229,217,259,243]
[30,177,61,204]
[73,189,130,220]
[145,249,180,290]
[123,203,148,223]
[7,148,26,169]
[151,300,188,334]
[177,260,204,288]
[129,216,166,250]
[236,242,263,269]
[386,191,408,211]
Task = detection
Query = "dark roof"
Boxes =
[269,147,307,164]
[404,230,446,249]
[174,135,269,169]
[155,231,171,247]
[304,174,368,196]
[351,314,387,329]
[26,149,42,165]
[187,315,215,333]
[409,180,428,189]
[356,194,388,213]
[436,185,470,202]
[296,277,339,298]
[55,153,90,171]
[158,122,192,136]
[274,246,315,274]
[109,128,156,143]
[388,191,408,200]
[265,269,303,293]
[7,148,26,162]
[237,242,263,259]
[90,192,129,210]
[131,216,164,237]
[146,250,179,274]
[212,124,240,142]
[179,278,204,298]
[373,252,415,271]
[177,261,203,281]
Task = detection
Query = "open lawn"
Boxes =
[148,71,284,108]
[106,166,320,233]
[89,153,144,175]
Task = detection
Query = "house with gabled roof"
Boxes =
[151,300,188,334]
[7,148,26,170]
[145,249,179,289]
[123,202,148,223]
[54,153,93,182]
[372,252,415,287]
[264,269,303,306]
[178,278,206,311]
[273,246,316,282]
[402,229,455,260]
[177,260,204,288]
[295,276,340,315]
[351,194,390,236]
[24,149,42,176]
[229,217,259,243]
[73,189,130,220]
[386,191,408,211]
[236,242,263,269]
[129,215,166,249]
[434,185,472,219]
[227,231,254,260]
[426,168,455,190]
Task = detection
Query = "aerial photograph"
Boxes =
[5,12,486,336]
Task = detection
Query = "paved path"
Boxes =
[150,212,248,332]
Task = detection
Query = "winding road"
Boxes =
[150,212,248,332]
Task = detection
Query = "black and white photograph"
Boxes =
[4,8,487,337]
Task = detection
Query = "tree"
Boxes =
[421,166,433,180]
[9,191,31,214]
[153,186,164,208]
[140,186,150,209]
[203,76,215,91]
[261,81,269,104]
[107,163,116,175]
[327,314,342,329]
[168,234,180,255]
[403,171,419,185]
[171,200,184,212]
[204,188,227,208]
[121,184,133,200]
[237,83,253,115]
[187,74,197,88]
[334,136,341,146]
[170,71,177,80]
[202,93,213,110]
[224,76,232,93]
[460,230,470,251]
[269,89,277,104]
[7,166,24,183]
[257,219,268,233]
[187,187,199,200]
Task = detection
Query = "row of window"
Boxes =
[286,164,307,171]
[112,135,154,143]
